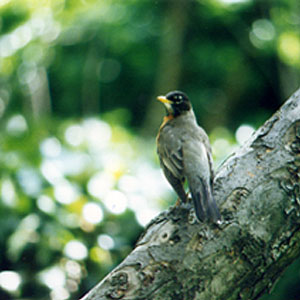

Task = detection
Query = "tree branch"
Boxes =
[80,89,300,300]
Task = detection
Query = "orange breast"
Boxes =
[160,114,174,129]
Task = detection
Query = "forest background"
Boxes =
[0,0,300,299]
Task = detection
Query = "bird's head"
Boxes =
[157,91,191,117]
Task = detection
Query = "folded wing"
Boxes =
[183,138,221,223]
[157,126,187,202]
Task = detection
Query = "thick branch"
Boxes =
[81,89,300,300]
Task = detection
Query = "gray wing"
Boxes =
[157,126,187,202]
[183,136,221,223]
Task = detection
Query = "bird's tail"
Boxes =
[190,177,221,223]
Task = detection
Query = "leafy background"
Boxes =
[0,0,300,299]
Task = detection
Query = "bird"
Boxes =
[156,90,221,223]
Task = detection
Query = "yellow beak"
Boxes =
[157,96,173,104]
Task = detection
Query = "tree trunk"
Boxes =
[142,0,189,136]
[80,89,300,300]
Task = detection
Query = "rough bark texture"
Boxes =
[81,89,300,300]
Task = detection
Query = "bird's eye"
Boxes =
[169,94,184,103]
[176,95,182,103]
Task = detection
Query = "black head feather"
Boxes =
[165,91,191,116]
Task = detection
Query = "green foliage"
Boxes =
[0,115,166,299]
[0,4,29,34]
[0,0,300,299]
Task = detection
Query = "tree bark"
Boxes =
[80,89,300,300]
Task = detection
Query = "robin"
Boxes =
[156,91,221,223]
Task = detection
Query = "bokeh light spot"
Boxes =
[41,160,63,184]
[40,137,62,158]
[83,119,112,151]
[64,240,88,260]
[97,234,115,250]
[217,0,249,4]
[87,172,115,199]
[90,247,112,264]
[278,32,300,66]
[0,271,22,292]
[17,167,42,196]
[39,267,65,289]
[50,287,70,300]
[118,175,139,193]
[54,180,78,204]
[6,114,27,135]
[252,19,275,41]
[104,190,128,214]
[1,178,16,207]
[65,124,84,147]
[235,124,255,145]
[65,261,81,280]
[82,202,103,224]
[212,138,233,165]
[37,195,56,214]
[136,208,160,227]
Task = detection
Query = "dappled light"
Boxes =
[39,266,66,290]
[1,178,16,206]
[0,271,22,293]
[216,0,250,4]
[0,114,178,298]
[82,202,103,224]
[103,190,128,215]
[235,124,255,145]
[278,32,300,66]
[6,114,28,135]
[97,234,115,250]
[64,241,88,261]
[250,19,276,48]
[37,195,56,214]
[0,0,299,299]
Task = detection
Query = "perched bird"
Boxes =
[156,91,221,223]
